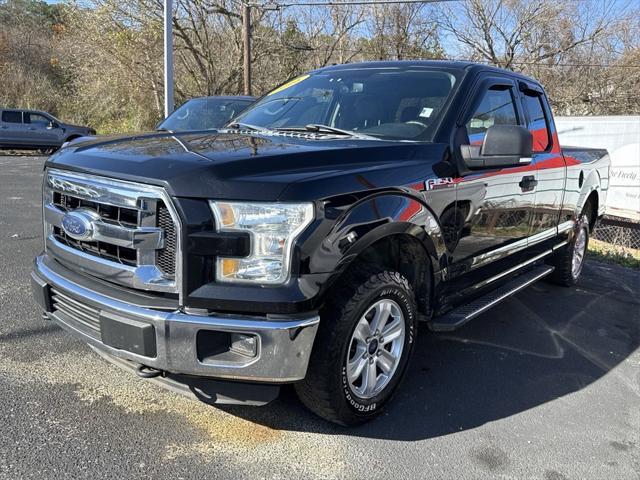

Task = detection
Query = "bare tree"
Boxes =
[439,0,615,68]
[365,3,443,61]
[285,4,365,69]
[438,0,639,115]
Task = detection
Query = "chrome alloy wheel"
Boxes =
[572,227,587,278]
[345,298,406,399]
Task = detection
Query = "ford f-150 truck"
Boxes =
[32,61,609,425]
[0,108,96,154]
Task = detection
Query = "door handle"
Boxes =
[0,126,8,129]
[519,175,538,192]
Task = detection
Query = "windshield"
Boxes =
[233,67,460,141]
[159,98,253,131]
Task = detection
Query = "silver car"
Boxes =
[0,109,96,154]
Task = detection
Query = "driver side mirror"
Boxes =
[461,125,532,170]
[47,121,59,129]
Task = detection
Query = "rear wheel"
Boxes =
[295,268,418,426]
[549,213,590,286]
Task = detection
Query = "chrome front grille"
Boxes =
[52,192,139,267]
[156,204,176,276]
[43,169,181,294]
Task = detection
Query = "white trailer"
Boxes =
[555,116,640,222]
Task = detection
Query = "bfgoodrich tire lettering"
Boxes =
[295,268,419,426]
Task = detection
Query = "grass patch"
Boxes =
[588,238,640,269]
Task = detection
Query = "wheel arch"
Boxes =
[343,232,435,317]
[583,190,599,232]
[312,192,446,318]
[577,165,600,198]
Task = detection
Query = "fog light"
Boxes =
[230,333,258,357]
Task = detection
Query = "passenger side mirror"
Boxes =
[461,125,532,170]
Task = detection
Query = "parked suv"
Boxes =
[32,61,609,425]
[0,109,95,153]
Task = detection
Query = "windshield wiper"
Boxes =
[275,124,378,140]
[226,122,271,133]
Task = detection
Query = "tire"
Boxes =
[295,268,418,426]
[549,213,590,286]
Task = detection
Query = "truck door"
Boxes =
[24,112,60,146]
[448,77,535,279]
[0,110,28,146]
[519,83,568,251]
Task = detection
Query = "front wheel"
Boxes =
[295,269,418,425]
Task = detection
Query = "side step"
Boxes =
[429,264,555,332]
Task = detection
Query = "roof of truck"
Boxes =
[1,108,51,114]
[314,60,542,86]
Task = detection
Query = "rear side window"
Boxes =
[2,111,22,123]
[466,87,519,145]
[523,93,550,151]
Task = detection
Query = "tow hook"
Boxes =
[135,364,164,379]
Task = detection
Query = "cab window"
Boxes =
[1,111,23,123]
[466,86,519,145]
[523,93,550,151]
[25,113,51,127]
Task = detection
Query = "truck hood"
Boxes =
[47,131,447,201]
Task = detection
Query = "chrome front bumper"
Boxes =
[32,254,319,383]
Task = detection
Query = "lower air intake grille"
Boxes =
[51,287,101,340]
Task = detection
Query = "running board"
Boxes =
[429,265,555,332]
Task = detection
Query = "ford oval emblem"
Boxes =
[61,210,95,241]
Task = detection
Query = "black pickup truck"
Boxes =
[32,61,609,425]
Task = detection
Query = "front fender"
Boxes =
[308,192,447,277]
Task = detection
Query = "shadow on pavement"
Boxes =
[219,261,640,440]
[0,324,60,343]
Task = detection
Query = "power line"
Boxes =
[254,0,590,6]
[253,0,461,7]
[255,39,640,67]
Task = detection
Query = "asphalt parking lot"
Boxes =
[1,154,638,480]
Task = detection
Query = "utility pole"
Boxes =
[242,2,252,96]
[163,0,174,118]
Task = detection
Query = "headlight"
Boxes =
[209,201,314,285]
